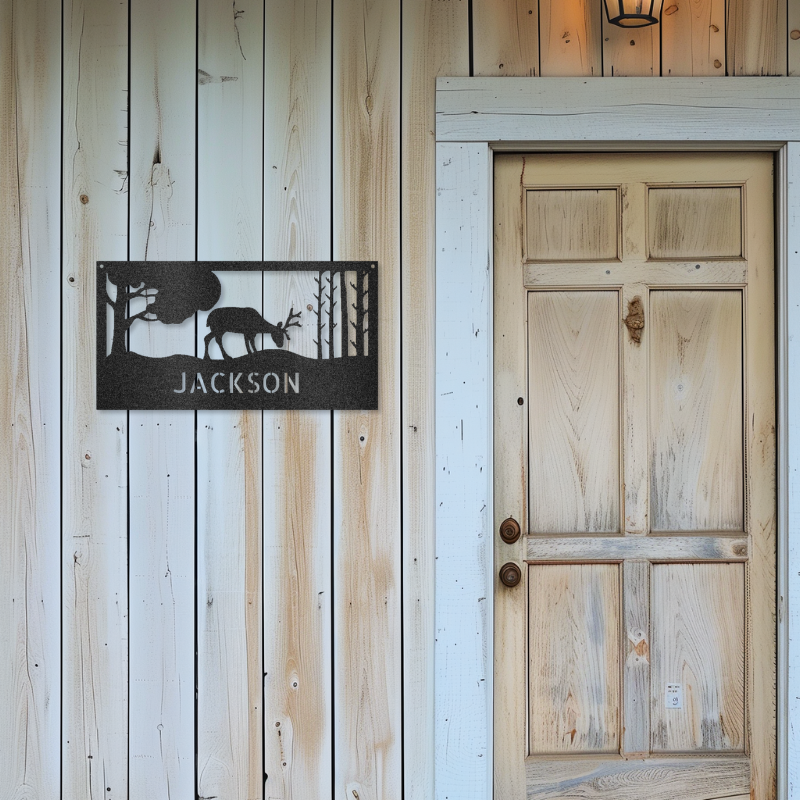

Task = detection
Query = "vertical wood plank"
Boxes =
[0,0,61,796]
[661,0,726,76]
[262,0,333,796]
[727,0,787,75]
[196,2,264,798]
[539,0,602,76]
[472,0,539,76]
[786,141,800,800]
[128,0,196,795]
[790,0,800,76]
[334,0,402,796]
[602,16,660,76]
[435,142,493,800]
[62,0,129,797]
[401,1,468,797]
[623,561,650,756]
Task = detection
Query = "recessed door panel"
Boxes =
[528,291,620,533]
[650,290,743,532]
[528,564,621,754]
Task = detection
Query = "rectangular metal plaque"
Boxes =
[96,261,378,410]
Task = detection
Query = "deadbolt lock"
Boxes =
[499,517,521,544]
[499,562,522,588]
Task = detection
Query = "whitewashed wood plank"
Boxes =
[526,535,748,561]
[62,0,129,797]
[333,0,402,797]
[435,77,800,143]
[402,4,468,797]
[262,0,333,796]
[434,142,492,799]
[197,2,264,798]
[128,1,196,796]
[0,0,61,796]
[785,141,800,800]
[525,756,750,799]
[622,561,650,755]
[524,260,748,286]
[472,0,539,77]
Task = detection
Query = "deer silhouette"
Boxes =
[203,306,302,360]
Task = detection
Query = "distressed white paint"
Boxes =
[436,77,800,144]
[787,141,800,800]
[434,82,799,800]
[434,141,493,799]
[127,2,197,796]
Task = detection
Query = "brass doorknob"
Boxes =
[499,562,522,587]
[499,517,521,544]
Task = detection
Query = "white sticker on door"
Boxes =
[665,683,683,709]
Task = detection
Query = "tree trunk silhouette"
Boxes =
[110,293,128,355]
[350,269,366,356]
[340,269,350,357]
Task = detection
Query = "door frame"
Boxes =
[433,77,800,800]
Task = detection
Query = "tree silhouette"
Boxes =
[104,264,222,355]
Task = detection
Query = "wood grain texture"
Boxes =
[648,187,742,259]
[436,77,800,144]
[623,561,650,755]
[538,0,602,77]
[526,534,749,561]
[262,0,333,795]
[472,0,539,76]
[727,0,787,75]
[649,291,743,532]
[651,563,746,752]
[526,190,618,262]
[493,153,529,800]
[602,15,660,77]
[786,141,800,800]
[334,0,402,796]
[0,0,61,796]
[528,564,621,754]
[528,291,620,533]
[524,260,748,286]
[790,0,800,75]
[62,1,129,797]
[525,756,750,800]
[661,0,726,76]
[401,2,468,798]
[196,2,264,798]
[128,2,196,796]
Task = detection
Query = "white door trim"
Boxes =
[433,78,800,800]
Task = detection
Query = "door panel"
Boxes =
[650,563,746,753]
[528,564,621,754]
[525,189,620,262]
[528,291,620,533]
[647,186,743,259]
[495,152,775,800]
[649,290,744,532]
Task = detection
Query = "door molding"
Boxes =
[433,78,800,800]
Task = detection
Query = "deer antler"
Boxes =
[278,307,302,340]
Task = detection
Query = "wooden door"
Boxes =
[494,153,775,800]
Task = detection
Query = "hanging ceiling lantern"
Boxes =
[603,0,664,27]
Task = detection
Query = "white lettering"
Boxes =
[230,372,243,393]
[247,372,259,393]
[285,372,300,394]
[173,372,186,393]
[211,372,225,393]
[191,373,207,394]
[263,372,280,393]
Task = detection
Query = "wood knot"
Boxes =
[792,30,800,40]
[80,194,89,205]
[624,296,645,344]
[664,4,678,14]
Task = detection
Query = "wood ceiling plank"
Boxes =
[661,0,726,76]
[727,0,787,75]
[472,0,539,76]
[539,0,602,76]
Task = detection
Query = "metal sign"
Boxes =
[96,261,378,410]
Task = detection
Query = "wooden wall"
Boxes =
[0,1,795,799]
